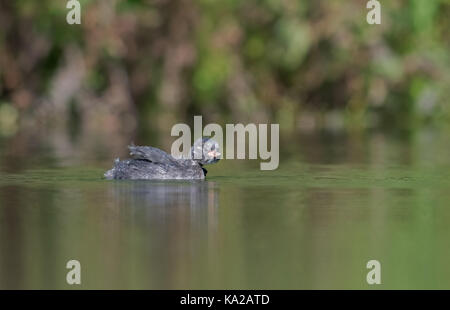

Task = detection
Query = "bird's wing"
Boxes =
[128,145,180,165]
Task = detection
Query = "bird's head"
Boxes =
[191,138,221,165]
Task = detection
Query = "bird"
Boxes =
[104,138,221,180]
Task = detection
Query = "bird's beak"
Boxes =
[208,150,221,158]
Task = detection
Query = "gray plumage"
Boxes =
[104,138,221,180]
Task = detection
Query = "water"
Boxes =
[1,129,450,289]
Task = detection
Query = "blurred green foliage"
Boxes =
[0,0,449,137]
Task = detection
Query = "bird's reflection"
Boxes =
[107,180,219,234]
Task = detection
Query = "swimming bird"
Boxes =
[104,138,221,180]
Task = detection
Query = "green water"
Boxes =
[1,130,450,289]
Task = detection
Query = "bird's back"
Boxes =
[104,158,205,180]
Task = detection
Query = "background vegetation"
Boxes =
[0,0,449,142]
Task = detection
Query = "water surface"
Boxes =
[1,130,450,289]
